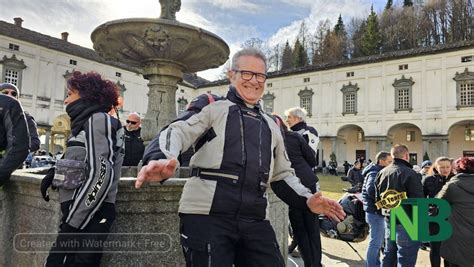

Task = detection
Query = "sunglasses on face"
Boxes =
[126,120,138,125]
[1,90,17,97]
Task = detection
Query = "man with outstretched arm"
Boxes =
[136,48,344,266]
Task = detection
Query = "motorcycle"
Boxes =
[318,184,369,243]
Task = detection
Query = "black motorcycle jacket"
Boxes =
[0,95,29,184]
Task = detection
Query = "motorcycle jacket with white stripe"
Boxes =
[59,112,124,229]
[155,86,313,221]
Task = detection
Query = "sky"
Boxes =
[0,0,387,80]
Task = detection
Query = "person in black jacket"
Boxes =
[275,115,322,267]
[422,157,453,267]
[361,151,392,267]
[346,161,363,186]
[285,107,319,166]
[123,112,145,166]
[1,83,40,153]
[0,94,29,187]
[375,144,423,267]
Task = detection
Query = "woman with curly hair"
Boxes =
[437,157,474,267]
[42,71,124,266]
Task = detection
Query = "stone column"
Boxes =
[381,140,387,151]
[365,141,371,161]
[423,140,429,159]
[331,137,337,154]
[442,138,449,156]
[141,61,184,142]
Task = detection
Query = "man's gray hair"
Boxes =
[284,107,307,121]
[375,151,391,164]
[231,48,267,71]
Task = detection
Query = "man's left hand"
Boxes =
[307,192,345,222]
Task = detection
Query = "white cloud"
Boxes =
[188,0,261,12]
[269,0,372,47]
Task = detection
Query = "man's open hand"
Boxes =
[307,192,346,222]
[135,158,178,189]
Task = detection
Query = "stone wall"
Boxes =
[0,168,288,266]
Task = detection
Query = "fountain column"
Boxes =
[141,61,183,141]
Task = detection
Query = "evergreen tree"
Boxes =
[351,20,367,58]
[361,5,382,56]
[334,14,346,36]
[334,14,349,59]
[281,41,293,70]
[404,0,413,7]
[292,38,308,68]
[385,0,393,10]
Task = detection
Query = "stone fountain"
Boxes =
[91,0,229,141]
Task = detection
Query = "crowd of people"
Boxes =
[1,47,473,267]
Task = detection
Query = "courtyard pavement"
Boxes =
[287,235,432,266]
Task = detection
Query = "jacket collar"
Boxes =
[226,86,263,111]
[291,121,307,132]
[393,158,413,168]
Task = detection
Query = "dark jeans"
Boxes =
[179,214,285,267]
[383,222,420,267]
[45,202,116,267]
[289,207,322,267]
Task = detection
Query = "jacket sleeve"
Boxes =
[65,113,117,229]
[269,121,313,210]
[436,182,453,202]
[0,99,29,184]
[421,176,435,198]
[156,106,212,161]
[347,168,354,179]
[299,135,316,168]
[365,171,377,203]
[25,112,40,152]
[142,110,197,165]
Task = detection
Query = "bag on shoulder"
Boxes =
[53,159,88,189]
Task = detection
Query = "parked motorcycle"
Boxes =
[319,189,369,243]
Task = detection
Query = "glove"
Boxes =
[40,168,55,201]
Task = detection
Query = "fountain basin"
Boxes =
[91,18,229,76]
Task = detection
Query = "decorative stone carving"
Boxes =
[159,0,181,20]
[144,26,171,50]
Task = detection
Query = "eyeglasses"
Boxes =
[1,90,17,97]
[126,120,138,125]
[233,69,267,83]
